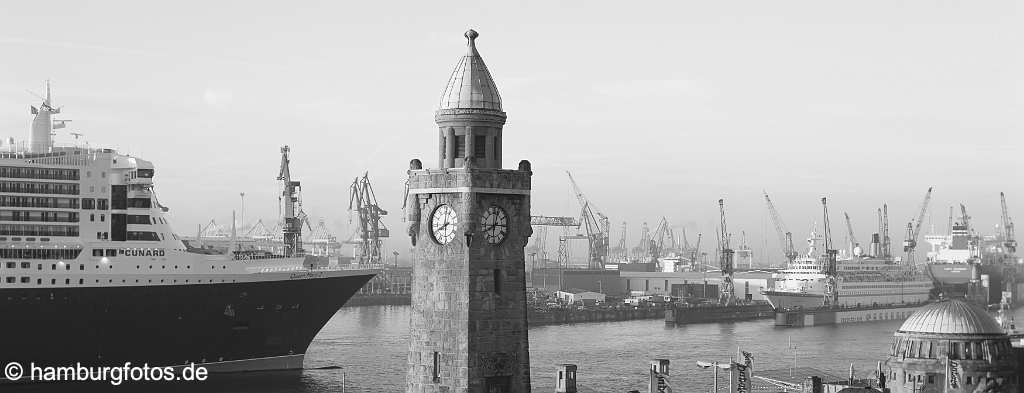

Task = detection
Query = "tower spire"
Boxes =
[435,30,507,170]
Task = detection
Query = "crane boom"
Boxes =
[1001,192,1016,253]
[348,172,390,267]
[763,191,798,263]
[843,212,859,255]
[567,171,610,268]
[902,187,933,266]
[822,197,838,306]
[718,199,735,306]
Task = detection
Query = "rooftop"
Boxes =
[897,299,1005,336]
[437,29,502,111]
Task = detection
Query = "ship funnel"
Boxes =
[869,233,881,257]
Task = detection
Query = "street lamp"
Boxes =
[695,360,732,393]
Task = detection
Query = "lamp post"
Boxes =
[696,360,732,393]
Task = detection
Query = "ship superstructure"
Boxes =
[762,228,933,310]
[0,83,375,375]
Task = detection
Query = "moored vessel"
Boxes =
[0,83,376,376]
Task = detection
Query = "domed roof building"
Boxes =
[885,300,1018,392]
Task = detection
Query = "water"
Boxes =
[22,305,1024,392]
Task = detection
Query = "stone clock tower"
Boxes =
[405,29,532,393]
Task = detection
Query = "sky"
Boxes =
[0,1,1019,264]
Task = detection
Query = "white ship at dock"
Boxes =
[762,231,933,310]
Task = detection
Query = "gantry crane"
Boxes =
[843,212,860,256]
[529,215,580,285]
[567,172,610,269]
[348,172,390,267]
[277,146,309,257]
[530,215,582,260]
[764,191,798,265]
[821,198,839,307]
[1000,192,1016,253]
[902,187,933,267]
[717,199,735,306]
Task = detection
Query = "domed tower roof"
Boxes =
[897,300,1004,335]
[438,29,502,111]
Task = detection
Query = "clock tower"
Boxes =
[405,29,533,393]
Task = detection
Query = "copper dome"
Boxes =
[437,29,502,111]
[897,300,1004,335]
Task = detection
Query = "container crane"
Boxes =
[843,212,861,256]
[1001,192,1016,253]
[348,172,390,267]
[567,172,610,269]
[821,198,839,307]
[763,191,798,264]
[901,187,933,267]
[717,199,735,306]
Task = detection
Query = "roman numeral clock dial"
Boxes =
[480,205,508,245]
[430,204,458,245]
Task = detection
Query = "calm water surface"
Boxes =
[26,305,1024,393]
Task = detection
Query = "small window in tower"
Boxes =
[493,269,502,295]
[474,135,486,158]
[432,351,440,383]
[455,136,466,158]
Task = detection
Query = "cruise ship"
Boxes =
[0,83,376,375]
[762,232,933,310]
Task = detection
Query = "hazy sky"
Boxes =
[0,1,1019,263]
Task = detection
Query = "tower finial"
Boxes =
[465,29,479,53]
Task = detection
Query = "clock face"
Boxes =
[480,205,509,245]
[430,204,458,245]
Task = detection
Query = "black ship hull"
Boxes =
[0,273,374,373]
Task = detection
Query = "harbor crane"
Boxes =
[567,171,610,269]
[691,233,702,272]
[1000,192,1016,253]
[717,199,735,306]
[529,216,581,263]
[879,204,891,259]
[843,212,860,256]
[764,191,798,264]
[348,172,390,267]
[681,227,692,251]
[528,215,580,286]
[613,221,628,261]
[902,187,933,267]
[277,146,309,257]
[960,204,971,232]
[634,222,651,261]
[650,217,676,263]
[821,198,839,307]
